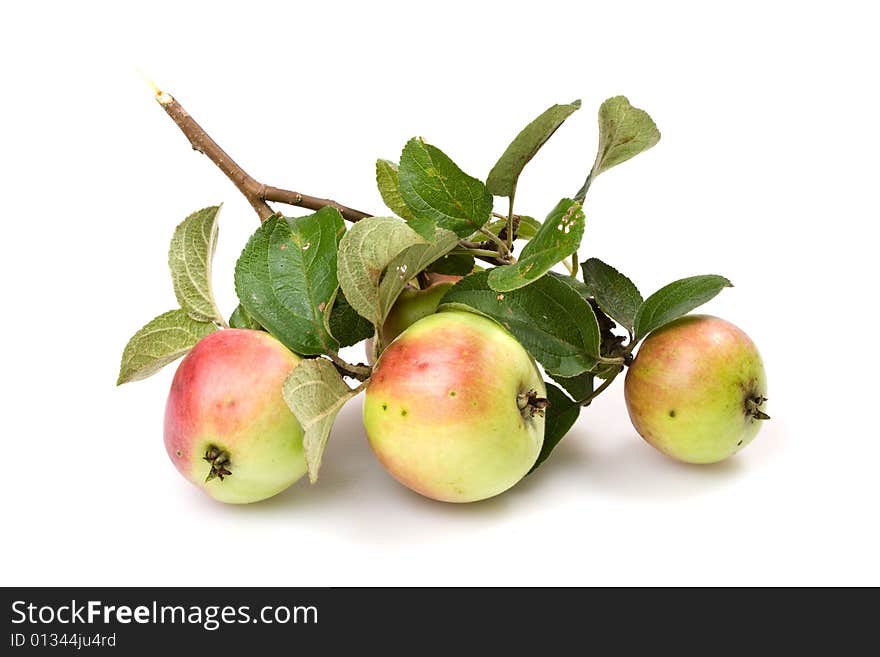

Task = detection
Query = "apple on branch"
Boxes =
[364,310,547,503]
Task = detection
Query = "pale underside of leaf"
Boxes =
[336,216,427,325]
[377,227,459,322]
[282,358,360,483]
[168,205,225,324]
[592,95,661,177]
[117,309,217,384]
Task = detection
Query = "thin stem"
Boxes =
[451,247,509,259]
[570,252,579,278]
[327,352,371,381]
[505,193,516,251]
[478,227,510,256]
[623,333,639,356]
[574,171,593,203]
[580,368,622,406]
[155,90,370,223]
[563,258,575,276]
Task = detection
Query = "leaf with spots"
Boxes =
[336,216,427,325]
[486,99,581,198]
[580,258,643,333]
[234,208,346,355]
[168,205,225,324]
[375,159,415,221]
[439,270,600,377]
[282,358,362,483]
[117,309,217,385]
[634,274,733,340]
[398,138,493,239]
[528,382,580,474]
[488,198,585,292]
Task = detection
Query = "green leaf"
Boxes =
[634,275,733,340]
[426,253,475,276]
[488,199,585,292]
[439,270,600,377]
[168,205,225,324]
[375,159,415,220]
[327,291,374,348]
[336,216,427,325]
[234,208,345,355]
[486,100,581,198]
[228,304,263,330]
[546,271,591,301]
[398,138,493,239]
[528,382,580,474]
[580,258,643,333]
[117,309,217,385]
[578,95,660,198]
[281,358,361,483]
[550,371,594,403]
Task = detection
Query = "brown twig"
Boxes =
[156,90,370,223]
[154,88,506,266]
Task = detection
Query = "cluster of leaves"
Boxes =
[119,95,733,482]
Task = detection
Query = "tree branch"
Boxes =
[154,88,504,266]
[155,90,370,223]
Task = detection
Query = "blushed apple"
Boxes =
[363,310,546,503]
[624,314,769,464]
[164,329,307,503]
[366,279,458,363]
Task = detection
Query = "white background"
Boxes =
[1,1,877,586]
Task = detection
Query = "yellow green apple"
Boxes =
[363,310,546,502]
[164,329,307,503]
[624,314,768,463]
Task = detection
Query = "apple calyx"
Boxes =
[517,389,550,418]
[744,395,771,421]
[204,445,232,482]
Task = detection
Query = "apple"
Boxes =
[365,278,458,363]
[164,329,307,503]
[383,281,455,344]
[624,314,769,464]
[363,310,546,503]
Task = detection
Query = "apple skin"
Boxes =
[365,280,457,364]
[624,315,768,464]
[383,281,454,344]
[164,329,307,503]
[363,310,545,503]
